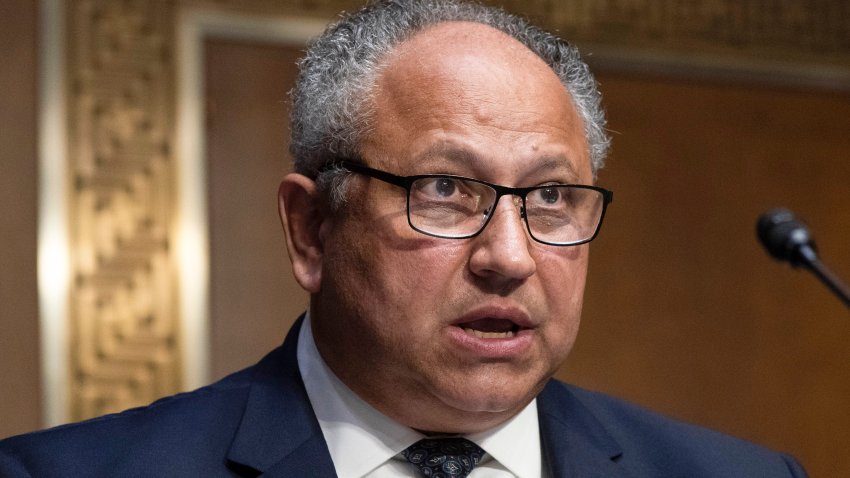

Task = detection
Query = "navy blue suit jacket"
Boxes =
[0,319,807,477]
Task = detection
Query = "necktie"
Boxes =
[402,437,485,478]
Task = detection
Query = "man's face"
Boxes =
[309,22,593,433]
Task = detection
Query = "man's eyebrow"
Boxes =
[526,156,581,183]
[412,144,480,171]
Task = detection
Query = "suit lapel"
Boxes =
[226,317,337,477]
[538,381,636,478]
[224,320,639,477]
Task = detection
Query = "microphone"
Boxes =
[757,208,850,309]
[757,208,818,267]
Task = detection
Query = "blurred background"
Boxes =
[1,0,848,476]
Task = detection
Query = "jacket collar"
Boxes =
[225,316,632,478]
[225,316,337,477]
[538,381,635,478]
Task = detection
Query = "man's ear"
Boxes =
[278,173,327,293]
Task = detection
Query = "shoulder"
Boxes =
[539,380,808,477]
[0,367,255,477]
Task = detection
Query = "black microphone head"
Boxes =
[757,208,816,267]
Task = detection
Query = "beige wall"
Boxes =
[204,39,308,380]
[0,0,42,438]
[565,74,850,476]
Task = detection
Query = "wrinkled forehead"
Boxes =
[363,21,591,181]
[384,21,568,99]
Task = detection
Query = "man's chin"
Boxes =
[426,385,538,432]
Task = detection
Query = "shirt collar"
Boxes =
[298,313,422,477]
[467,398,542,478]
[298,313,542,478]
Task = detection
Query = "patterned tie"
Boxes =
[401,437,485,478]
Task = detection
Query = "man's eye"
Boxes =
[434,178,457,197]
[537,187,563,204]
[417,177,462,199]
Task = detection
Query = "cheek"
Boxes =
[326,213,469,316]
[536,243,588,295]
[377,243,472,318]
[536,246,588,341]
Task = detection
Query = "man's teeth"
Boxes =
[462,327,515,339]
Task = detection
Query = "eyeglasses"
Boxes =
[328,160,613,246]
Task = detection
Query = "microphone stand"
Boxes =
[798,249,850,310]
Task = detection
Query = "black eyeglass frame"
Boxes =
[325,159,614,246]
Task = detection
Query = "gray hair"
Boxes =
[289,0,610,204]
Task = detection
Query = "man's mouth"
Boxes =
[457,318,522,339]
[448,308,535,356]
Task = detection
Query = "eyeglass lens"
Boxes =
[407,177,604,244]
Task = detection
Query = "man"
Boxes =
[0,0,807,476]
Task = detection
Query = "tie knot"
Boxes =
[402,437,485,478]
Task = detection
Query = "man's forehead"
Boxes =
[375,21,572,122]
[400,21,527,49]
[362,20,591,182]
[387,21,550,75]
[411,142,583,183]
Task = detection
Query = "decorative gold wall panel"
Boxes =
[62,0,848,421]
[67,0,178,420]
[501,1,849,66]
[199,0,850,65]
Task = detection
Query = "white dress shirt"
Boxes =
[297,313,545,478]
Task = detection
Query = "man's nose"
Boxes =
[468,195,537,283]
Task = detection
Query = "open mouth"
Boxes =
[457,318,522,339]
